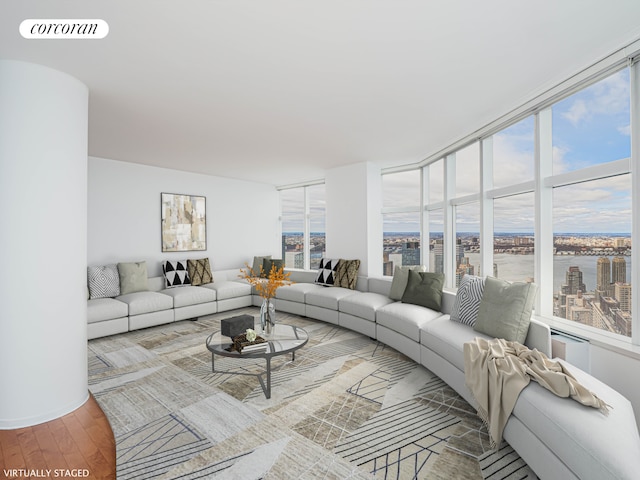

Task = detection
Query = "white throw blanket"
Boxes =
[464,337,610,448]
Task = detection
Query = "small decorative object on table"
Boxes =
[221,314,255,338]
[229,328,267,353]
[240,261,292,336]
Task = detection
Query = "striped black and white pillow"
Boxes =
[163,260,191,288]
[88,264,121,299]
[450,274,485,326]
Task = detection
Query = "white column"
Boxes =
[325,162,382,277]
[0,60,89,428]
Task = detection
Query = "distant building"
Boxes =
[562,266,586,296]
[402,241,420,266]
[612,256,626,284]
[596,256,611,301]
[615,283,632,313]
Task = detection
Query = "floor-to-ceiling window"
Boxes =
[280,183,326,270]
[381,63,636,345]
[549,68,632,337]
[382,170,421,275]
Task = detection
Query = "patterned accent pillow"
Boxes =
[314,258,340,286]
[450,274,485,326]
[87,264,120,299]
[162,260,191,288]
[335,259,360,289]
[187,258,213,286]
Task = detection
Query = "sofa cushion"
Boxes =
[87,264,121,299]
[511,361,640,480]
[376,302,443,342]
[314,257,340,286]
[306,287,358,310]
[339,292,394,322]
[420,314,492,371]
[162,260,191,288]
[335,259,360,289]
[276,282,323,303]
[202,280,251,300]
[389,265,426,301]
[117,261,149,295]
[87,297,128,323]
[450,274,485,326]
[116,291,173,316]
[161,285,216,308]
[474,276,537,343]
[187,258,213,286]
[401,270,445,311]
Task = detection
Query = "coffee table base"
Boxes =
[210,351,297,399]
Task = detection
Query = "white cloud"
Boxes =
[562,99,588,126]
[559,70,629,128]
[617,124,631,136]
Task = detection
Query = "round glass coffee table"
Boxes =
[205,323,308,399]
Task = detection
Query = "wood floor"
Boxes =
[0,394,116,479]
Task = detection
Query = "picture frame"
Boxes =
[161,193,207,252]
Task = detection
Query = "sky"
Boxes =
[381,68,632,235]
[282,69,632,235]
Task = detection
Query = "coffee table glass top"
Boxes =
[206,323,308,357]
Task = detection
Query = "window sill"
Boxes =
[537,315,640,361]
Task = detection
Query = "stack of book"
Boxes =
[230,332,268,353]
[241,342,268,353]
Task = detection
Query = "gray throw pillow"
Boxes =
[389,265,426,300]
[117,261,149,295]
[474,276,538,344]
[450,275,485,326]
[401,270,445,311]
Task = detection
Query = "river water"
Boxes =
[464,253,632,293]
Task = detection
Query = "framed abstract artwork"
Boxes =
[161,193,207,252]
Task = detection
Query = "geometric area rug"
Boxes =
[88,307,538,479]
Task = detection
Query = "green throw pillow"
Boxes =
[262,258,284,276]
[117,261,149,295]
[401,270,445,311]
[252,255,271,277]
[389,265,426,300]
[474,276,538,344]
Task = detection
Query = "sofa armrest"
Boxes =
[525,317,552,357]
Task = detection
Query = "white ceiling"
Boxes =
[2,1,640,186]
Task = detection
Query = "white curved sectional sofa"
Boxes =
[88,265,640,479]
[269,270,640,480]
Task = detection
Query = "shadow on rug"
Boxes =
[88,308,537,479]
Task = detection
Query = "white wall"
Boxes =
[0,60,89,428]
[325,162,382,276]
[88,157,279,276]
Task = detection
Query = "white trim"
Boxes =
[487,181,536,199]
[544,158,631,188]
